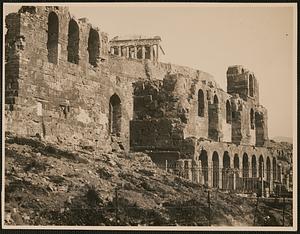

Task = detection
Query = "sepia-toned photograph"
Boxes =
[2,2,297,231]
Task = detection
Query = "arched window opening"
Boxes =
[233,154,240,189]
[222,151,231,190]
[212,152,219,188]
[109,94,122,136]
[199,150,208,185]
[226,100,232,124]
[234,154,239,169]
[67,19,79,64]
[223,152,230,168]
[208,95,219,141]
[47,12,59,64]
[198,89,205,117]
[250,108,255,129]
[266,157,271,183]
[249,74,254,97]
[259,155,264,178]
[242,153,249,178]
[251,155,257,177]
[214,95,219,104]
[88,28,100,67]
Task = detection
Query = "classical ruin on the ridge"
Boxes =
[5,6,291,196]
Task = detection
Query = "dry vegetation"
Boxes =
[4,133,292,226]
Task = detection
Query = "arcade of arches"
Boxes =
[195,148,283,195]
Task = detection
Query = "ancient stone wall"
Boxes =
[5,7,269,151]
[5,6,147,151]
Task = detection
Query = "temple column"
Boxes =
[118,46,121,56]
[150,45,153,61]
[134,46,137,59]
[142,46,145,59]
[156,44,159,62]
[110,47,115,54]
[126,46,129,58]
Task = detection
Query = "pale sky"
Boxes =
[3,3,296,139]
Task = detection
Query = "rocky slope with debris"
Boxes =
[4,133,292,226]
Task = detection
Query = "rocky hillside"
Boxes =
[4,133,292,226]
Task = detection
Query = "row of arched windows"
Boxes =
[197,89,232,124]
[47,12,100,67]
[197,89,259,130]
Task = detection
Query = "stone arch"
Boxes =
[67,19,80,64]
[198,89,205,117]
[251,155,257,177]
[250,108,254,129]
[109,94,122,136]
[212,151,219,188]
[88,28,100,67]
[258,155,264,178]
[266,156,271,183]
[234,154,239,169]
[226,100,232,124]
[199,150,208,185]
[223,151,230,168]
[214,94,219,104]
[222,151,231,190]
[47,12,59,64]
[208,94,219,141]
[242,153,249,178]
[249,74,254,97]
[233,154,240,190]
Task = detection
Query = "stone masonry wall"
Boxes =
[5,6,148,151]
[5,6,269,154]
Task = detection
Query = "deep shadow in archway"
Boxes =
[109,94,122,136]
[199,150,208,185]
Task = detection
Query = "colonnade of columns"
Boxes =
[110,44,159,62]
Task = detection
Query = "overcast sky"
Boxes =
[4,3,296,139]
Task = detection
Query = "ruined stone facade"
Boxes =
[5,6,289,196]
